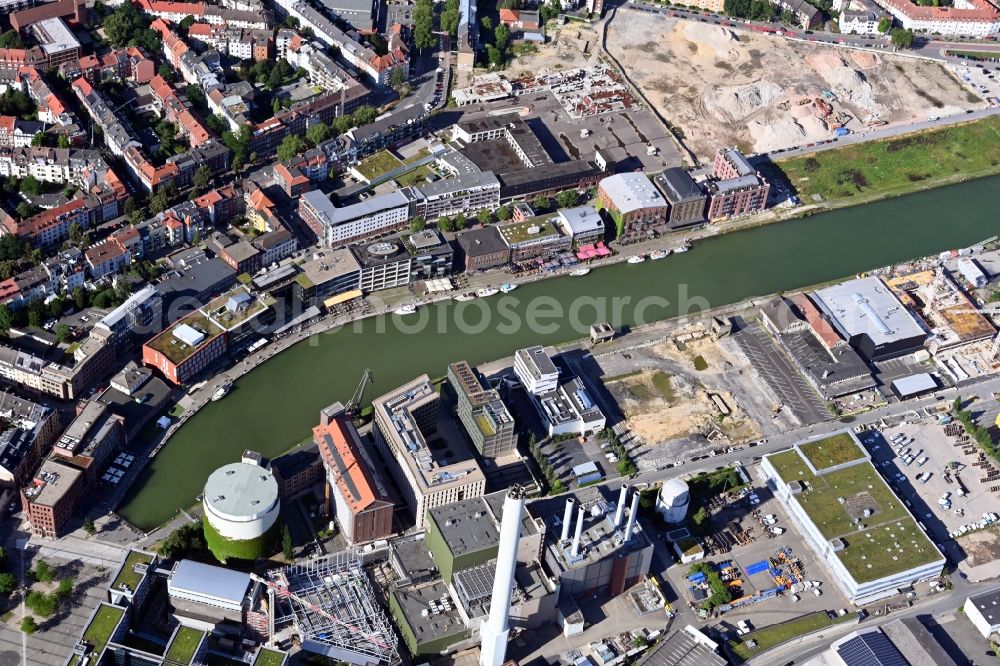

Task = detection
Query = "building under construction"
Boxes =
[264,551,400,665]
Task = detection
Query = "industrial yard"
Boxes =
[606,10,983,161]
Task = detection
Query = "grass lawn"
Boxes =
[950,50,1000,60]
[253,648,286,666]
[169,403,185,418]
[693,356,708,371]
[774,115,1000,203]
[728,611,856,662]
[355,150,404,181]
[798,432,865,470]
[395,164,434,188]
[651,371,676,402]
[165,626,205,664]
[766,446,941,583]
[111,550,153,593]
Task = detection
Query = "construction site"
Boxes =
[606,9,984,161]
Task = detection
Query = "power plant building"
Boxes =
[540,486,654,600]
[314,402,394,544]
[447,361,517,458]
[372,375,486,529]
[761,431,945,604]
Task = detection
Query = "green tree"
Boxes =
[441,0,461,36]
[26,300,45,329]
[185,84,206,109]
[158,522,208,560]
[413,0,436,50]
[25,591,58,617]
[305,122,330,146]
[353,105,377,126]
[69,222,84,246]
[532,195,551,211]
[390,67,407,90]
[21,176,42,196]
[410,216,427,232]
[277,135,307,161]
[48,298,63,320]
[73,286,88,310]
[83,518,96,535]
[890,28,915,48]
[877,16,891,32]
[282,525,293,559]
[480,16,493,32]
[31,132,45,147]
[333,115,354,135]
[556,190,578,208]
[267,67,283,90]
[495,24,511,53]
[179,14,196,34]
[0,573,15,595]
[486,45,504,68]
[57,134,71,149]
[496,205,512,221]
[0,304,10,336]
[476,209,492,225]
[33,561,55,583]
[19,617,36,635]
[56,578,74,599]
[192,164,213,193]
[158,63,173,81]
[437,215,453,231]
[0,30,24,49]
[454,212,467,229]
[149,191,169,214]
[15,202,37,219]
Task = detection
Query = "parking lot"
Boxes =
[732,320,828,425]
[951,62,1000,105]
[857,418,999,545]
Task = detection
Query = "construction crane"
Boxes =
[250,573,393,651]
[345,368,373,418]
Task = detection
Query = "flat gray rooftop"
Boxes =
[813,276,926,348]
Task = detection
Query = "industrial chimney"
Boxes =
[624,489,641,542]
[571,503,586,557]
[479,485,525,666]
[613,484,629,527]
[560,498,575,543]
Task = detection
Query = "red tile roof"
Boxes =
[313,417,384,513]
[790,293,843,350]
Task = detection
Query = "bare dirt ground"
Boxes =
[606,10,984,161]
[507,22,604,78]
[604,336,762,445]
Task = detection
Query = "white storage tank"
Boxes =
[656,478,690,524]
[203,462,280,541]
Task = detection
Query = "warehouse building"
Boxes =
[654,167,707,229]
[761,432,945,604]
[314,402,394,544]
[597,173,669,244]
[811,276,928,361]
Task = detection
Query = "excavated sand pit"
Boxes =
[607,10,983,160]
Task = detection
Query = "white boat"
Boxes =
[569,268,591,277]
[393,304,418,315]
[673,243,691,253]
[627,255,646,264]
[454,292,477,302]
[499,283,518,293]
[476,287,500,297]
[649,249,670,260]
[211,382,232,402]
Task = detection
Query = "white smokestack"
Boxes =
[480,485,525,666]
[560,498,575,542]
[624,489,641,542]
[614,484,629,527]
[571,504,586,557]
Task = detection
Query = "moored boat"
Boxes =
[649,249,670,260]
[627,255,646,264]
[476,287,500,297]
[211,382,232,401]
[673,243,691,253]
[569,268,591,277]
[393,304,418,315]
[454,292,477,301]
[499,283,518,293]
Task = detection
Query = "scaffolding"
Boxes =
[265,550,399,666]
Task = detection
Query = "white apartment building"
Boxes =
[299,190,412,249]
[514,346,560,395]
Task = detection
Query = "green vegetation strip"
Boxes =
[83,604,125,654]
[111,551,153,593]
[253,648,286,666]
[728,611,856,662]
[775,116,1000,204]
[165,626,205,664]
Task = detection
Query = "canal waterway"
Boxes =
[118,175,1000,529]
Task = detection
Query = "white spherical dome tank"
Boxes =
[656,478,690,524]
[203,462,280,540]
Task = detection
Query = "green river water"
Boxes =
[118,176,1000,529]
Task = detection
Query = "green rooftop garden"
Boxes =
[354,150,404,181]
[798,432,866,470]
[111,551,153,593]
[82,604,125,656]
[766,444,941,583]
[203,289,272,331]
[146,313,223,364]
[474,412,496,436]
[497,218,559,246]
[164,626,205,665]
[253,648,286,666]
[294,272,314,289]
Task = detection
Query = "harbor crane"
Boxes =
[345,368,373,418]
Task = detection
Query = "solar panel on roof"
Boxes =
[836,632,908,666]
